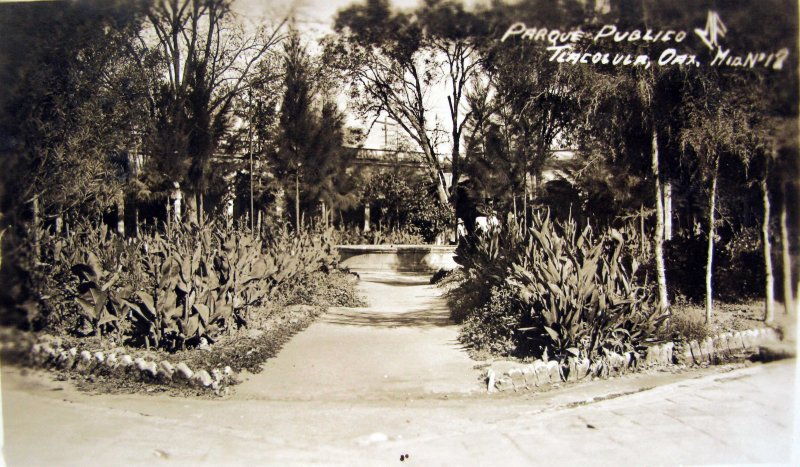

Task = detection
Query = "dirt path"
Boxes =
[234,272,482,401]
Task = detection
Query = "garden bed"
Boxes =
[2,260,366,397]
[484,325,785,394]
[0,303,321,397]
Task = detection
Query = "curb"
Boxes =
[486,327,783,393]
[0,333,236,396]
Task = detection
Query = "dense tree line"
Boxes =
[1,0,797,321]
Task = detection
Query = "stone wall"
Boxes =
[337,245,457,273]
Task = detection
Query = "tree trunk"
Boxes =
[639,204,646,257]
[32,195,40,258]
[663,181,673,241]
[705,165,718,323]
[523,170,529,229]
[651,129,669,311]
[780,183,794,314]
[295,171,301,233]
[762,171,775,323]
[416,129,449,206]
[116,190,125,236]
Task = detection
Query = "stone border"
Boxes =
[486,327,782,393]
[0,334,236,395]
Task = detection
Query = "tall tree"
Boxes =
[331,0,451,206]
[0,0,151,229]
[680,72,749,322]
[276,29,357,231]
[139,0,285,211]
[417,0,488,219]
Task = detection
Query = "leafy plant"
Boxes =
[507,214,667,360]
[70,251,127,336]
[459,284,526,357]
[449,219,525,322]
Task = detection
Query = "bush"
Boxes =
[362,172,452,243]
[332,226,425,245]
[508,215,666,360]
[459,284,527,357]
[715,226,764,301]
[665,227,765,304]
[449,220,526,323]
[664,235,709,302]
[1,218,342,351]
[449,212,666,361]
[658,308,711,343]
[271,270,366,308]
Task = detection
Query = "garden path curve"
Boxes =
[234,271,483,401]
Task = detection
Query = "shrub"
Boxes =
[429,267,452,285]
[459,284,527,357]
[362,172,452,243]
[665,227,765,304]
[2,218,342,351]
[331,226,425,245]
[449,220,526,323]
[658,308,711,343]
[507,215,666,360]
[715,226,764,301]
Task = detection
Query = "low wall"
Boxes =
[335,245,457,273]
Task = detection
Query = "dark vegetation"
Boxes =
[0,0,797,380]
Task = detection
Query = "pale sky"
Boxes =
[233,0,423,30]
[232,0,465,153]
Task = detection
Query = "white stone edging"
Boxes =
[1,336,236,395]
[486,327,782,393]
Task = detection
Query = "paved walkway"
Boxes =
[1,271,797,465]
[3,359,796,465]
[234,272,482,401]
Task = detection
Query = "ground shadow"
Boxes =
[323,308,453,328]
[361,279,428,287]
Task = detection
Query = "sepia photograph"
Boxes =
[0,0,798,465]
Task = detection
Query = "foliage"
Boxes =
[330,0,460,206]
[448,219,525,324]
[450,211,665,360]
[140,0,286,199]
[332,227,426,246]
[453,220,525,299]
[70,252,127,337]
[0,0,151,224]
[362,172,452,243]
[270,270,366,309]
[459,284,526,357]
[274,29,359,230]
[1,219,339,351]
[657,306,711,344]
[508,214,666,359]
[665,228,766,304]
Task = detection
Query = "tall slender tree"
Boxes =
[276,29,357,231]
